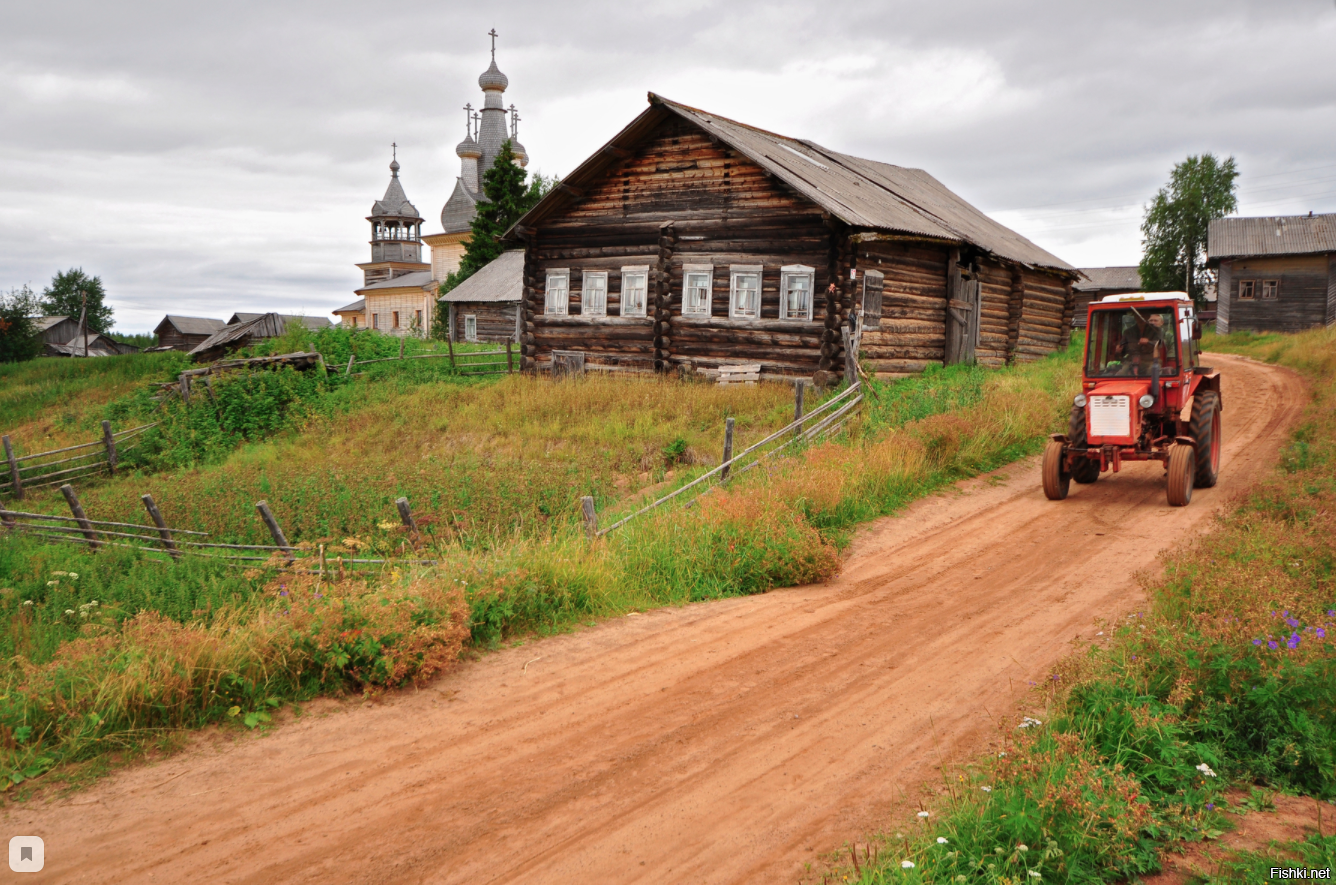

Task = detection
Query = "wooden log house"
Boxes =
[505,94,1080,380]
[1209,213,1336,334]
[153,315,227,351]
[438,250,523,343]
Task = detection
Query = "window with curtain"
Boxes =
[729,266,762,319]
[545,270,570,315]
[683,265,713,316]
[583,271,608,317]
[621,266,649,317]
[464,315,477,341]
[779,265,814,320]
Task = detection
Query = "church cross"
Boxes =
[489,28,498,59]
[391,142,397,160]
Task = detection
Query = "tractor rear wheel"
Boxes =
[1166,443,1195,507]
[1068,408,1101,484]
[1042,440,1071,500]
[1190,391,1222,488]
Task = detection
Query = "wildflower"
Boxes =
[917,811,930,818]
[981,786,992,793]
[1317,628,1327,639]
[1327,611,1335,618]
[1196,763,1217,777]
[901,860,915,869]
[937,837,948,844]
[1268,641,1279,650]
[64,609,74,615]
[52,571,68,577]
[1018,844,1028,852]
[1019,717,1043,729]
[1287,634,1301,649]
[46,581,58,587]
[1206,803,1215,811]
[279,591,288,597]
[68,573,78,580]
[1252,639,1263,646]
[1286,618,1300,628]
[23,600,33,606]
[998,752,1007,757]
[1028,872,1042,880]
[314,594,323,599]
[79,611,88,618]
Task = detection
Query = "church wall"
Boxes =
[365,290,436,337]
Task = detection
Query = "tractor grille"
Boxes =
[1089,395,1131,438]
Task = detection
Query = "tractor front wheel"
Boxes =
[1042,440,1071,500]
[1068,408,1101,484]
[1190,391,1222,488]
[1166,444,1195,507]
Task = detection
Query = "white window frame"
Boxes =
[778,264,815,320]
[545,269,570,316]
[729,265,763,320]
[620,265,649,318]
[1238,280,1254,300]
[682,264,713,317]
[464,314,478,341]
[582,270,608,318]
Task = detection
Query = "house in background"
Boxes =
[189,312,329,361]
[32,316,81,350]
[227,313,331,331]
[1071,267,1140,327]
[47,333,136,357]
[505,94,1079,380]
[153,315,227,351]
[333,299,365,328]
[1209,213,1336,334]
[438,251,522,343]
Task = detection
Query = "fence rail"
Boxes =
[2,423,155,500]
[345,339,518,378]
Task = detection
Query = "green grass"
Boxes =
[1193,832,1336,883]
[853,325,1336,884]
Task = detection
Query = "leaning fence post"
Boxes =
[60,484,101,550]
[446,335,456,370]
[580,496,598,538]
[345,354,355,376]
[141,494,181,559]
[506,339,513,373]
[102,420,118,476]
[395,496,419,535]
[2,436,22,500]
[399,337,405,360]
[793,382,806,439]
[179,373,191,407]
[254,500,294,563]
[842,328,856,387]
[720,417,736,482]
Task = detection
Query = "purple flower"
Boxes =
[1328,610,1335,618]
[314,593,323,599]
[1287,634,1301,649]
[1317,628,1327,639]
[1268,641,1279,650]
[1206,803,1215,811]
[279,590,288,597]
[1253,639,1263,646]
[1286,618,1300,628]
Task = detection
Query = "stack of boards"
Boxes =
[716,364,761,386]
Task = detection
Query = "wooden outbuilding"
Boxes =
[190,313,327,362]
[504,94,1079,380]
[227,313,332,331]
[153,315,227,352]
[438,250,523,343]
[1209,213,1336,334]
[32,316,81,349]
[1071,267,1140,328]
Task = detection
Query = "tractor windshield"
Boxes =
[1085,307,1179,377]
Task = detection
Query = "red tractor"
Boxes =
[1043,292,1222,507]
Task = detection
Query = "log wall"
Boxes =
[451,301,518,343]
[856,240,949,374]
[1221,254,1330,333]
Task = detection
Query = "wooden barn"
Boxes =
[33,316,81,350]
[153,315,227,352]
[1209,213,1336,334]
[1071,267,1140,328]
[438,250,522,343]
[504,94,1079,380]
[189,313,324,361]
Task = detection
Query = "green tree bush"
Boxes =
[40,268,113,333]
[0,285,42,363]
[1139,154,1239,308]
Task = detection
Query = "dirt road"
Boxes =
[9,354,1305,885]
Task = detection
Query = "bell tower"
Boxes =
[357,147,430,286]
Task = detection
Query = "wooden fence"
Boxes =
[345,337,518,378]
[1,423,155,500]
[0,486,436,576]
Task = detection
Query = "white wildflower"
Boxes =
[981,786,992,793]
[917,811,930,818]
[46,581,58,587]
[1196,763,1217,777]
[22,600,33,606]
[68,572,78,580]
[1019,717,1043,729]
[64,609,74,615]
[1018,844,1028,852]
[1029,872,1042,880]
[901,860,915,869]
[937,837,949,844]
[52,571,68,577]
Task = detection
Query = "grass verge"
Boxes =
[850,326,1336,883]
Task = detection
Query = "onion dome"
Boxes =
[478,59,508,92]
[456,133,481,158]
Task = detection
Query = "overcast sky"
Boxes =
[2,1,1333,332]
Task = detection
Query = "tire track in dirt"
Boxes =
[9,354,1305,885]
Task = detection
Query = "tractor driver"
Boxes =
[1115,311,1166,375]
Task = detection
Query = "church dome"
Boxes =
[478,59,508,92]
[456,134,481,158]
[510,140,529,167]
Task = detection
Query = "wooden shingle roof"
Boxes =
[438,251,523,303]
[1208,213,1336,260]
[508,93,1075,275]
[155,315,227,336]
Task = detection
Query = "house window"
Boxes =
[682,264,713,316]
[1238,280,1255,300]
[621,266,649,318]
[779,265,815,320]
[583,271,608,317]
[545,270,570,316]
[372,313,380,329]
[392,311,400,329]
[464,315,478,341]
[1261,280,1278,300]
[729,265,762,319]
[415,309,423,330]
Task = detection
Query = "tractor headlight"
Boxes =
[1074,394,1087,408]
[1139,394,1155,408]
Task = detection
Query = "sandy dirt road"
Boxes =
[8,354,1305,885]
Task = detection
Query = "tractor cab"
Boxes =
[1042,292,1223,507]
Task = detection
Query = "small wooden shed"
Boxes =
[1209,213,1336,334]
[153,315,227,352]
[505,94,1079,380]
[33,316,81,349]
[190,313,324,361]
[438,250,523,343]
[1071,267,1140,328]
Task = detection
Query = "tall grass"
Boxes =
[854,325,1336,883]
